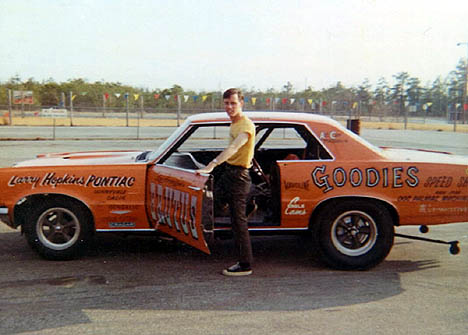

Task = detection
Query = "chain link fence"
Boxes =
[1,104,467,135]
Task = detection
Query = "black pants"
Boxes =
[214,163,253,265]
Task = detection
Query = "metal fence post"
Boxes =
[69,91,74,126]
[137,110,140,140]
[177,95,181,127]
[125,93,129,127]
[8,89,12,125]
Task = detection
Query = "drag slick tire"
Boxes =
[312,199,394,270]
[23,198,93,260]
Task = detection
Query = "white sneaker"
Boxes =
[222,263,253,276]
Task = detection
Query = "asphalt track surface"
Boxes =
[0,127,467,334]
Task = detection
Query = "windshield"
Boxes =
[144,119,192,162]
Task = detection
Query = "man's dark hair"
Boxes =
[223,88,244,101]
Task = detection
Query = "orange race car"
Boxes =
[0,112,467,269]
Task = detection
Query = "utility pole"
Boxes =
[457,42,468,124]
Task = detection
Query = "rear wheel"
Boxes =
[23,198,93,260]
[312,200,394,270]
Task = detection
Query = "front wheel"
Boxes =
[312,200,394,270]
[23,198,93,260]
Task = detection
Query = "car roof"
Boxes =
[187,111,342,127]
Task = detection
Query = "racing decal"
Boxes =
[423,176,453,188]
[397,190,468,203]
[319,131,345,142]
[94,189,126,201]
[7,175,40,187]
[418,204,467,215]
[420,176,467,188]
[108,222,136,228]
[284,197,306,215]
[149,182,198,239]
[284,180,310,190]
[311,165,419,193]
[84,175,135,188]
[7,172,136,189]
[457,177,468,187]
[108,204,139,210]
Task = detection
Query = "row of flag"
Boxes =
[71,92,374,107]
[68,92,468,110]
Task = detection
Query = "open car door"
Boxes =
[147,164,213,254]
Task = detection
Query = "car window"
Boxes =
[158,124,230,169]
[176,125,230,152]
[256,127,306,149]
[255,124,332,160]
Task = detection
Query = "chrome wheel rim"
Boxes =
[36,208,80,250]
[331,210,377,256]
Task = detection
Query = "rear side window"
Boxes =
[256,124,332,160]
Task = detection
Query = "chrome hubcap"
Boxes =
[36,208,80,250]
[331,210,378,256]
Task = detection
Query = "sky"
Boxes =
[1,0,467,92]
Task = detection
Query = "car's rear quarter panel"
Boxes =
[278,159,467,228]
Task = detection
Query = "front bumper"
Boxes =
[0,207,13,228]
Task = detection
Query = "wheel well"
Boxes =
[309,197,399,229]
[14,194,95,232]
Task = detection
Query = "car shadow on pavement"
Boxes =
[0,232,441,334]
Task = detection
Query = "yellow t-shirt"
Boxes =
[226,115,255,168]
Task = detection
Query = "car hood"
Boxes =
[13,150,146,167]
[381,147,468,165]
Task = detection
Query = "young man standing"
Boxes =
[196,88,255,276]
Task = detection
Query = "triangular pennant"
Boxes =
[154,94,160,100]
[71,95,77,101]
[193,96,199,102]
[202,95,208,102]
[104,93,109,100]
[115,93,121,98]
[251,97,257,105]
[290,98,295,104]
[307,99,313,105]
[134,94,139,101]
[184,95,189,102]
[165,95,171,100]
